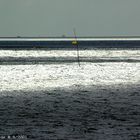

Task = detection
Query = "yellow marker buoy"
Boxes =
[72,41,78,45]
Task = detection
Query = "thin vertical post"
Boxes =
[73,28,80,66]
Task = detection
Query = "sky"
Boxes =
[0,0,140,37]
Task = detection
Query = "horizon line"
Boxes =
[1,36,140,38]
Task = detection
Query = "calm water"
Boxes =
[0,49,140,140]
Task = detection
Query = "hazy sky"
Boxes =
[0,0,140,37]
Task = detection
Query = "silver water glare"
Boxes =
[0,49,140,92]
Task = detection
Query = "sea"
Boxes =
[0,47,140,140]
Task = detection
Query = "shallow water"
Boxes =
[0,49,140,140]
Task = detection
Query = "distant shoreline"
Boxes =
[1,36,140,39]
[1,36,140,41]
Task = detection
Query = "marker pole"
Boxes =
[73,28,80,66]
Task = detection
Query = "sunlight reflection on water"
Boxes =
[0,49,140,92]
